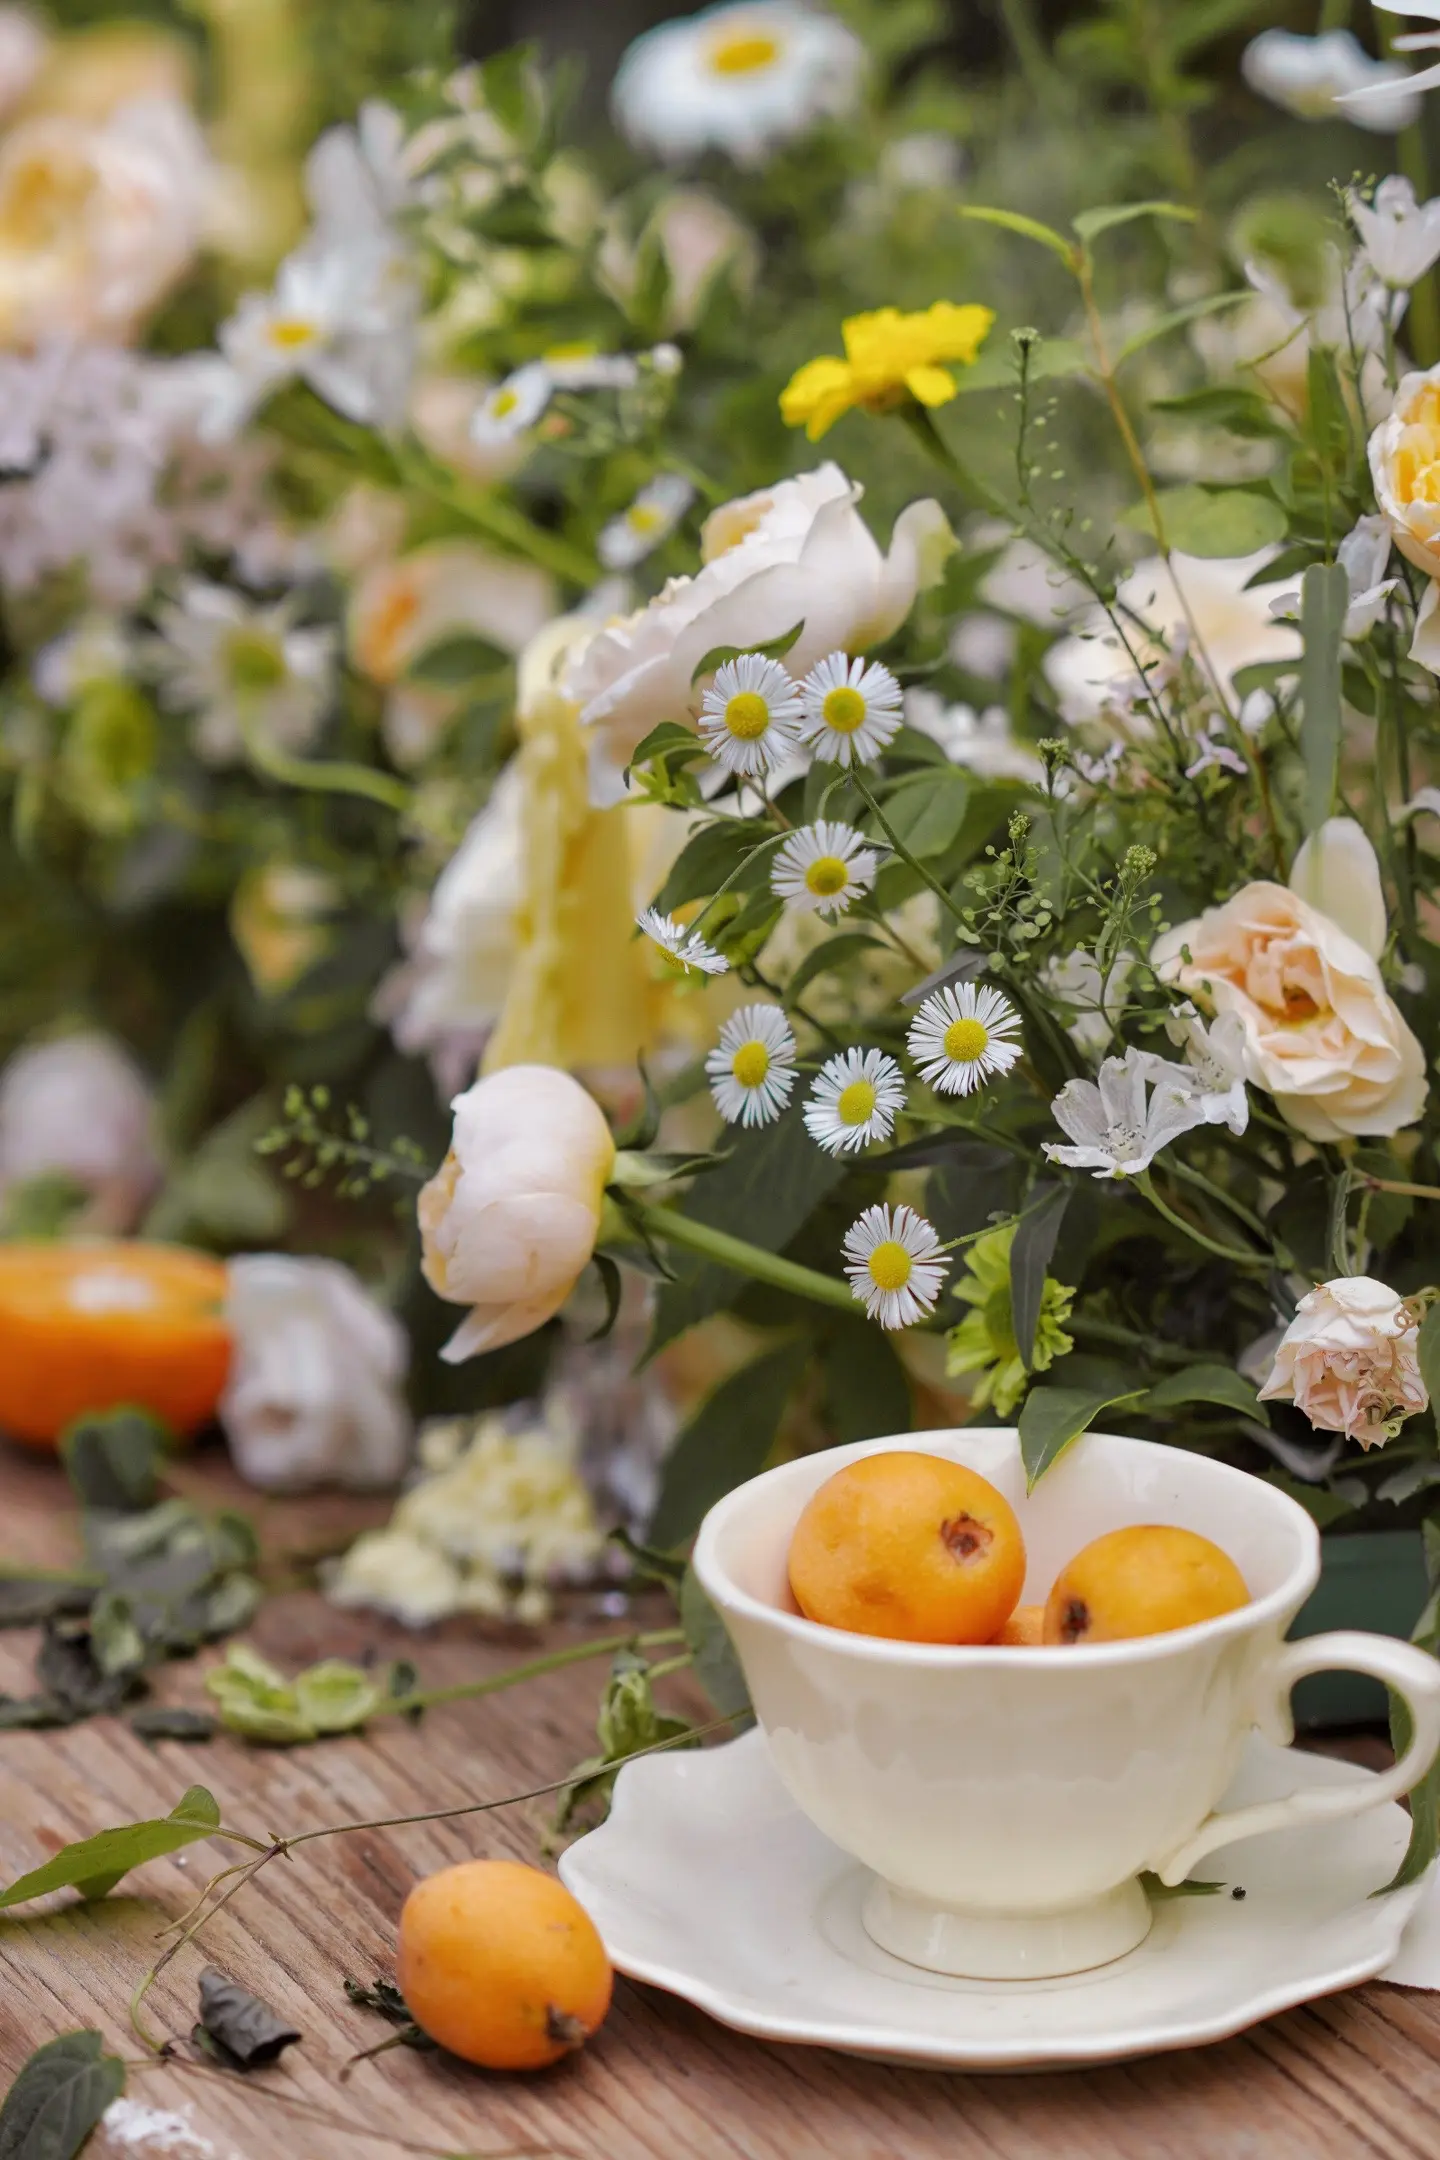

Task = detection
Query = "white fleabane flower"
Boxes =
[907,980,1023,1097]
[612,0,865,170]
[770,819,878,918]
[211,237,418,439]
[599,474,696,570]
[1044,1049,1207,1180]
[1242,29,1421,132]
[843,1201,947,1329]
[698,652,803,777]
[705,1002,797,1125]
[804,1047,905,1154]
[1159,1005,1250,1136]
[1349,175,1440,287]
[1343,1,1440,108]
[797,651,903,766]
[470,361,554,449]
[147,580,336,768]
[636,905,730,977]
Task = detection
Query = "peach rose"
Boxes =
[1258,1277,1427,1449]
[1151,822,1427,1140]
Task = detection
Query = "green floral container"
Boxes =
[1291,1531,1428,1727]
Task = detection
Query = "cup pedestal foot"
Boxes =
[861,1872,1153,1980]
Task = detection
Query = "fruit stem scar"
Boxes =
[1060,1596,1089,1643]
[545,2006,589,2048]
[939,1512,993,1563]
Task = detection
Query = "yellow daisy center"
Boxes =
[731,1041,770,1088]
[708,31,782,74]
[492,387,519,418]
[867,1240,913,1292]
[627,503,666,534]
[804,855,849,897]
[837,1079,877,1126]
[725,691,771,740]
[943,1017,990,1063]
[268,317,320,351]
[822,685,866,734]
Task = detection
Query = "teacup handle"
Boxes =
[1154,1630,1440,1888]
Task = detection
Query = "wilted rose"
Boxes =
[1259,1277,1428,1449]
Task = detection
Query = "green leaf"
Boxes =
[955,204,1077,264]
[679,1563,753,1726]
[1383,1683,1440,1891]
[1419,1307,1440,1423]
[1123,485,1287,557]
[1019,1385,1146,1490]
[650,1340,810,1548]
[0,2032,125,2160]
[649,1102,849,1351]
[1138,1872,1225,1900]
[690,620,804,685]
[952,335,1091,395]
[60,1408,167,1513]
[876,769,970,858]
[652,819,774,915]
[819,1320,912,1446]
[624,720,707,779]
[1010,1184,1070,1371]
[1144,1363,1267,1425]
[1262,1471,1357,1530]
[292,1660,383,1736]
[406,633,508,686]
[129,1706,218,1745]
[1073,199,1196,243]
[0,1785,221,1909]
[1300,561,1349,833]
[783,931,885,1002]
[1113,291,1248,365]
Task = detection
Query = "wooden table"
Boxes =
[0,1445,1433,2160]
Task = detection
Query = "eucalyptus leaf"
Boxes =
[0,2031,125,2160]
[0,1575,95,1628]
[195,1968,303,2071]
[1300,562,1349,833]
[1019,1385,1146,1489]
[0,1785,221,1908]
[1144,1363,1266,1425]
[650,1338,810,1547]
[680,1562,753,1725]
[1010,1184,1070,1370]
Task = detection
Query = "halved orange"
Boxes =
[0,1242,231,1448]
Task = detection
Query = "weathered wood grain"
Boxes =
[0,1444,1433,2160]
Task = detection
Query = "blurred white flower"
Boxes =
[1241,28,1420,132]
[1045,552,1301,726]
[1044,1049,1208,1179]
[32,615,130,707]
[210,237,418,437]
[565,463,947,803]
[1350,175,1440,286]
[148,579,336,768]
[706,1001,797,1126]
[0,96,209,346]
[0,10,45,117]
[0,1030,160,1234]
[419,1063,616,1361]
[599,188,758,333]
[1258,1277,1427,1448]
[409,370,529,485]
[976,531,1088,626]
[904,687,1044,782]
[221,1254,411,1492]
[599,473,696,571]
[1267,515,1398,643]
[469,360,553,447]
[1041,949,1133,1059]
[1343,1,1440,108]
[612,1,865,169]
[1184,716,1248,779]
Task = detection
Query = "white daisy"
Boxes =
[797,651,903,767]
[698,653,803,778]
[803,1048,905,1154]
[469,362,554,450]
[211,235,418,439]
[907,980,1023,1097]
[599,474,697,571]
[146,579,337,769]
[636,905,730,977]
[842,1202,947,1330]
[770,819,878,919]
[705,1002,798,1126]
[611,1,866,171]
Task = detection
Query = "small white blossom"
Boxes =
[599,473,696,570]
[698,652,802,777]
[1184,717,1248,779]
[1044,1048,1208,1179]
[1242,28,1421,132]
[842,1201,947,1330]
[797,651,903,766]
[1159,1005,1251,1136]
[803,1047,905,1154]
[1349,174,1440,287]
[907,980,1022,1097]
[470,361,554,448]
[904,687,1044,783]
[770,819,878,919]
[636,905,729,976]
[705,1002,797,1125]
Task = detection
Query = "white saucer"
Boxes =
[559,1729,1427,2070]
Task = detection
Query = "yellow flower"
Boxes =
[780,301,995,440]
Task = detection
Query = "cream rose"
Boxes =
[1370,362,1440,580]
[1258,1277,1427,1449]
[1151,820,1427,1140]
[562,462,951,805]
[419,1064,615,1360]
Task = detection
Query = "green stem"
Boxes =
[1168,1158,1282,1252]
[238,711,411,814]
[851,769,965,924]
[1360,1175,1440,1203]
[1135,1172,1267,1267]
[397,448,598,588]
[385,1628,684,1718]
[1069,1314,1193,1368]
[633,1200,858,1314]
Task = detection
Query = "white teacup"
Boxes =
[693,1428,1440,1981]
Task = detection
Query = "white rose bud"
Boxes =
[1258,1277,1428,1450]
[419,1064,615,1361]
[220,1255,411,1492]
[0,1030,162,1234]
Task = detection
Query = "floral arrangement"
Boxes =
[4,0,1440,1621]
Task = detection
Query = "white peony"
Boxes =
[418,1064,615,1360]
[0,1030,161,1233]
[563,462,949,804]
[1259,1277,1427,1449]
[220,1253,411,1492]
